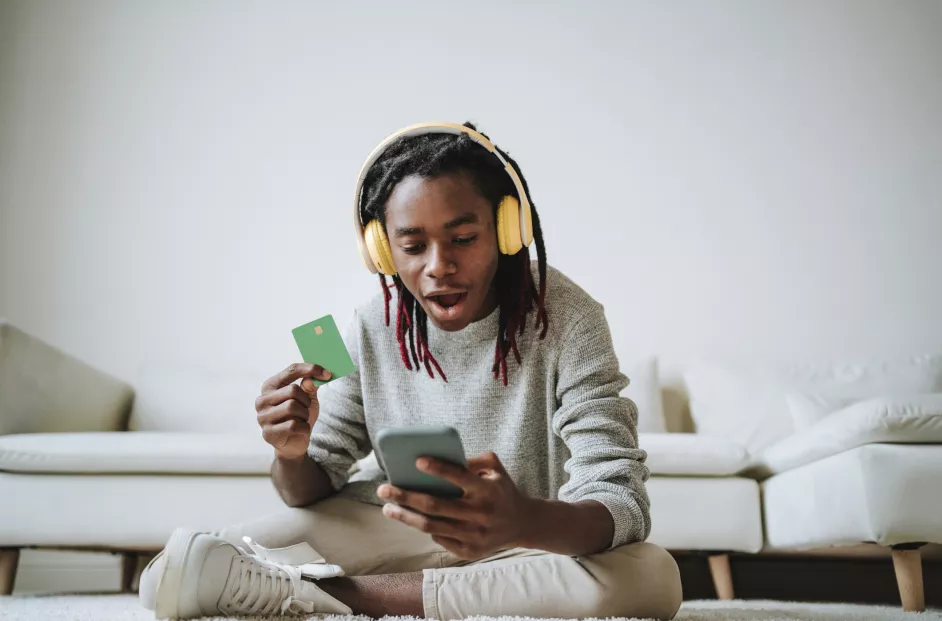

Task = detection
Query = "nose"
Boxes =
[425,242,457,279]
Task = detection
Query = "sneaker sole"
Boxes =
[154,528,200,620]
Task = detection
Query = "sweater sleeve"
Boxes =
[552,302,652,548]
[307,309,373,491]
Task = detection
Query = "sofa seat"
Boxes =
[751,394,942,477]
[639,432,750,476]
[638,434,762,552]
[0,432,273,475]
[0,431,762,552]
[0,474,766,554]
[0,433,287,548]
[647,477,762,552]
[0,472,286,548]
[0,431,751,477]
[762,444,942,550]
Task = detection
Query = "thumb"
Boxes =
[300,377,317,394]
[300,378,319,425]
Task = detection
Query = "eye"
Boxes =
[401,244,425,255]
[454,235,477,245]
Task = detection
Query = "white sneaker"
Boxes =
[139,527,352,619]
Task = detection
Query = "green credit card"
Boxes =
[291,314,357,387]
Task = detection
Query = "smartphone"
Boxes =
[291,314,357,387]
[375,425,468,499]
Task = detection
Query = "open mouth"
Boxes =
[427,292,468,320]
[431,293,465,308]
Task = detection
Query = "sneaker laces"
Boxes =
[219,536,341,616]
[224,555,307,616]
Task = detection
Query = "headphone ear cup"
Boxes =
[520,198,533,248]
[497,195,522,255]
[364,219,397,275]
[496,200,508,254]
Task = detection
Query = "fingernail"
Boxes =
[417,458,430,470]
[322,370,332,379]
[383,504,401,518]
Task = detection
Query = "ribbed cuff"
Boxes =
[579,492,646,548]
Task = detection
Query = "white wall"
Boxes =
[3,0,942,392]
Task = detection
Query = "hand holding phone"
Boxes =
[376,441,535,561]
[375,425,468,499]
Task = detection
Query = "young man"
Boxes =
[139,122,682,619]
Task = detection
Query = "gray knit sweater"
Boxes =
[308,264,651,548]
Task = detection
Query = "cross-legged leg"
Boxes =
[420,541,683,620]
[138,496,450,618]
[140,496,681,620]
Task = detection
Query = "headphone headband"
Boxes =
[353,122,532,274]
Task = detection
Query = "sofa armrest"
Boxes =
[0,319,133,435]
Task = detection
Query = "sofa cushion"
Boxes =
[0,472,286,547]
[751,394,942,477]
[640,433,749,476]
[683,362,796,452]
[0,320,134,435]
[647,476,763,553]
[783,355,942,430]
[622,356,667,433]
[762,444,942,550]
[0,432,273,475]
[0,471,765,553]
[683,355,942,453]
[128,363,268,434]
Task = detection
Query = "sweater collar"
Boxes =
[425,303,501,347]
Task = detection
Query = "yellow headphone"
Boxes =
[353,122,534,276]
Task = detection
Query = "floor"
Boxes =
[1,594,939,621]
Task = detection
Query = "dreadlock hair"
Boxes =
[358,122,549,386]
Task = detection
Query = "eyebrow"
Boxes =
[393,212,480,237]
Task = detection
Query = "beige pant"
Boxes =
[217,496,683,620]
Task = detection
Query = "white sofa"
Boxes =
[677,357,942,611]
[2,318,940,611]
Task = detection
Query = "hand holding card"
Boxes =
[291,314,356,387]
[254,315,355,461]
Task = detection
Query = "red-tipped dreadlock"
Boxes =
[358,122,549,385]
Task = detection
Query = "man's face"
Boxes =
[383,172,500,332]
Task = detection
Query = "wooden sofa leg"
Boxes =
[708,553,734,600]
[892,544,925,612]
[0,548,20,595]
[121,553,139,593]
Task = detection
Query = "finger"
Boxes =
[466,452,507,480]
[376,484,468,520]
[262,419,311,448]
[261,363,332,392]
[415,457,482,491]
[381,503,465,539]
[257,399,310,427]
[300,377,317,394]
[255,384,312,411]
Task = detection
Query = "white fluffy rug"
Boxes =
[0,595,939,621]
